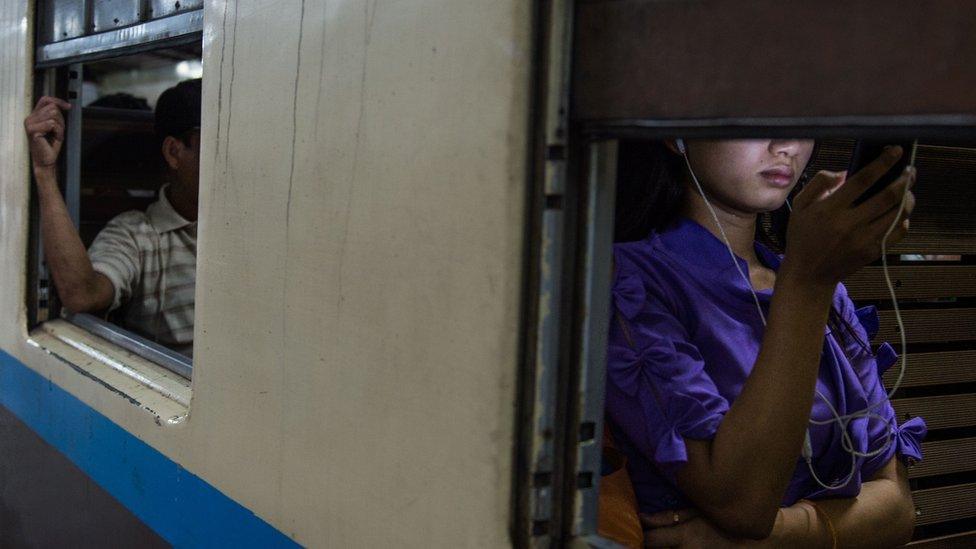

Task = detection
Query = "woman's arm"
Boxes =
[675,152,916,539]
[675,270,834,539]
[763,458,915,548]
[643,459,914,548]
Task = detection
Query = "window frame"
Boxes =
[28,1,203,380]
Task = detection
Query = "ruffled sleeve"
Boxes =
[893,417,926,465]
[605,248,730,482]
[835,284,928,475]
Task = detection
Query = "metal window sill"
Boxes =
[27,319,191,426]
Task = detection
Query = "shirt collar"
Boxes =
[147,184,194,234]
[653,216,782,278]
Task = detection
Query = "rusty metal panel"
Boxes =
[574,0,976,124]
[37,10,202,67]
[38,0,87,43]
[92,0,144,33]
[148,0,203,19]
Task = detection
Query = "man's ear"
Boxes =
[161,136,183,170]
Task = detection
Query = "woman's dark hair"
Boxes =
[614,141,687,243]
[614,139,872,355]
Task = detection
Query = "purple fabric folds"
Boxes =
[895,417,927,465]
[605,217,927,514]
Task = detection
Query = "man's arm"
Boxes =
[26,97,114,314]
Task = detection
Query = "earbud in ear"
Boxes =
[675,138,687,155]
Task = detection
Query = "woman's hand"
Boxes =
[641,509,748,548]
[783,146,916,286]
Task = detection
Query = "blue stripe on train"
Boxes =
[0,350,299,548]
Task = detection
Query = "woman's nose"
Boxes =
[769,139,803,157]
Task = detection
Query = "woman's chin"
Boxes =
[763,201,789,213]
[754,193,793,212]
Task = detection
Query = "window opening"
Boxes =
[28,16,202,379]
[579,136,976,546]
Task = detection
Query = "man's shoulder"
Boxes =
[92,209,159,249]
[103,209,153,232]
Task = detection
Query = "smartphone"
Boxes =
[847,140,916,206]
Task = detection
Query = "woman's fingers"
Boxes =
[852,210,910,264]
[830,146,904,206]
[792,170,846,210]
[852,167,916,224]
[868,208,912,248]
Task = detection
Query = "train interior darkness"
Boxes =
[77,43,202,248]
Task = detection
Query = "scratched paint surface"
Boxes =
[1,1,531,545]
[194,1,532,544]
[0,0,31,340]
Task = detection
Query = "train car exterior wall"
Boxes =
[1,1,532,546]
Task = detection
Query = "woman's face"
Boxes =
[681,139,816,214]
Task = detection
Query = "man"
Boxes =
[24,79,201,357]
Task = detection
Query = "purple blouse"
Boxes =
[605,217,926,514]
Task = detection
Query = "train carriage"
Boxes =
[0,0,975,547]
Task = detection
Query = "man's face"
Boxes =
[177,129,201,197]
[164,129,200,202]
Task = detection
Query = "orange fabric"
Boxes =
[598,426,644,547]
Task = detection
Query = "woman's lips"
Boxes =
[760,167,794,187]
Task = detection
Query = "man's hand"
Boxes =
[24,96,71,173]
[641,509,747,548]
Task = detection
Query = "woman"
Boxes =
[604,139,926,547]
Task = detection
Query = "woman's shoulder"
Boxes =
[611,238,688,319]
[612,237,677,278]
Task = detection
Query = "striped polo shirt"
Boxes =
[88,185,196,357]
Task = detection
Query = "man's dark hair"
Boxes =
[155,78,201,145]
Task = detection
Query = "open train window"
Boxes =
[517,1,976,546]
[597,138,976,545]
[28,1,203,380]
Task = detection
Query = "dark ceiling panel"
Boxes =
[574,0,976,127]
